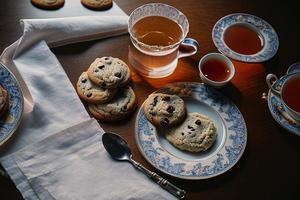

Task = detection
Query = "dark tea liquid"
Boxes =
[224,24,264,55]
[201,59,230,82]
[282,76,300,113]
[131,16,183,46]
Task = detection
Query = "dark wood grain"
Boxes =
[1,0,300,199]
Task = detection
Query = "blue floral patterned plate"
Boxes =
[135,82,247,180]
[0,63,23,146]
[212,13,279,62]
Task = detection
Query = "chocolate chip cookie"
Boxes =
[166,112,217,152]
[76,72,117,103]
[31,0,65,10]
[87,57,130,89]
[143,93,186,127]
[81,0,113,10]
[0,85,8,117]
[88,86,137,121]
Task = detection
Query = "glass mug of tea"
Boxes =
[266,72,300,121]
[128,3,199,78]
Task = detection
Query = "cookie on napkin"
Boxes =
[31,0,65,10]
[88,86,137,121]
[76,72,117,103]
[87,56,130,89]
[81,0,113,10]
[166,112,217,152]
[143,93,186,127]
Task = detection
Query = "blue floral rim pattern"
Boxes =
[135,82,247,179]
[0,63,23,146]
[212,13,279,62]
[267,75,300,136]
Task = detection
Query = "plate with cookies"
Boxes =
[135,82,247,180]
[0,63,23,146]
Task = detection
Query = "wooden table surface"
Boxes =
[1,0,300,199]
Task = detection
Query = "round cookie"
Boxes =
[143,93,186,127]
[87,57,130,89]
[81,0,113,10]
[166,112,217,152]
[76,72,117,103]
[31,0,65,10]
[88,86,137,121]
[0,85,9,117]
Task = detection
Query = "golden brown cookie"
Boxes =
[76,72,117,103]
[166,112,217,152]
[87,57,130,89]
[31,0,65,10]
[80,0,113,10]
[143,93,186,127]
[88,86,137,122]
[0,85,8,118]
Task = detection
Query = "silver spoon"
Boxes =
[102,132,186,199]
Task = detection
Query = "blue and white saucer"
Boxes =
[135,82,247,179]
[0,63,23,146]
[267,64,300,136]
[212,13,279,62]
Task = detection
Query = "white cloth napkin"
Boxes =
[0,3,176,200]
[1,119,175,200]
[0,5,128,156]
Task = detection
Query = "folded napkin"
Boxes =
[1,119,175,200]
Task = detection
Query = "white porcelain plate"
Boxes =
[212,13,279,62]
[135,82,247,180]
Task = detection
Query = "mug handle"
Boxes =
[266,74,281,96]
[177,38,199,59]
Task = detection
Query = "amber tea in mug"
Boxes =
[131,16,183,47]
[128,3,199,78]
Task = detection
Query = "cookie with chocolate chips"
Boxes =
[143,93,186,127]
[88,86,137,121]
[76,72,117,103]
[166,112,217,152]
[87,57,130,89]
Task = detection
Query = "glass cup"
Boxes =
[128,3,199,78]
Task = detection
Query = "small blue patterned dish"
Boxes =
[267,64,300,136]
[212,13,279,62]
[0,63,23,146]
[135,82,247,179]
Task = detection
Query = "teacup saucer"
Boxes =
[267,74,300,136]
[212,13,279,62]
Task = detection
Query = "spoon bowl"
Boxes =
[102,132,131,161]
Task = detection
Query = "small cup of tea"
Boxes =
[266,72,300,121]
[198,53,235,87]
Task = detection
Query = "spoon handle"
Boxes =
[130,159,186,199]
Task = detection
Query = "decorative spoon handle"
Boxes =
[130,159,186,199]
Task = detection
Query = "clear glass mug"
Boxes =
[128,3,199,78]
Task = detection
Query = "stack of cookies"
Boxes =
[0,85,8,118]
[143,93,217,152]
[77,56,137,122]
